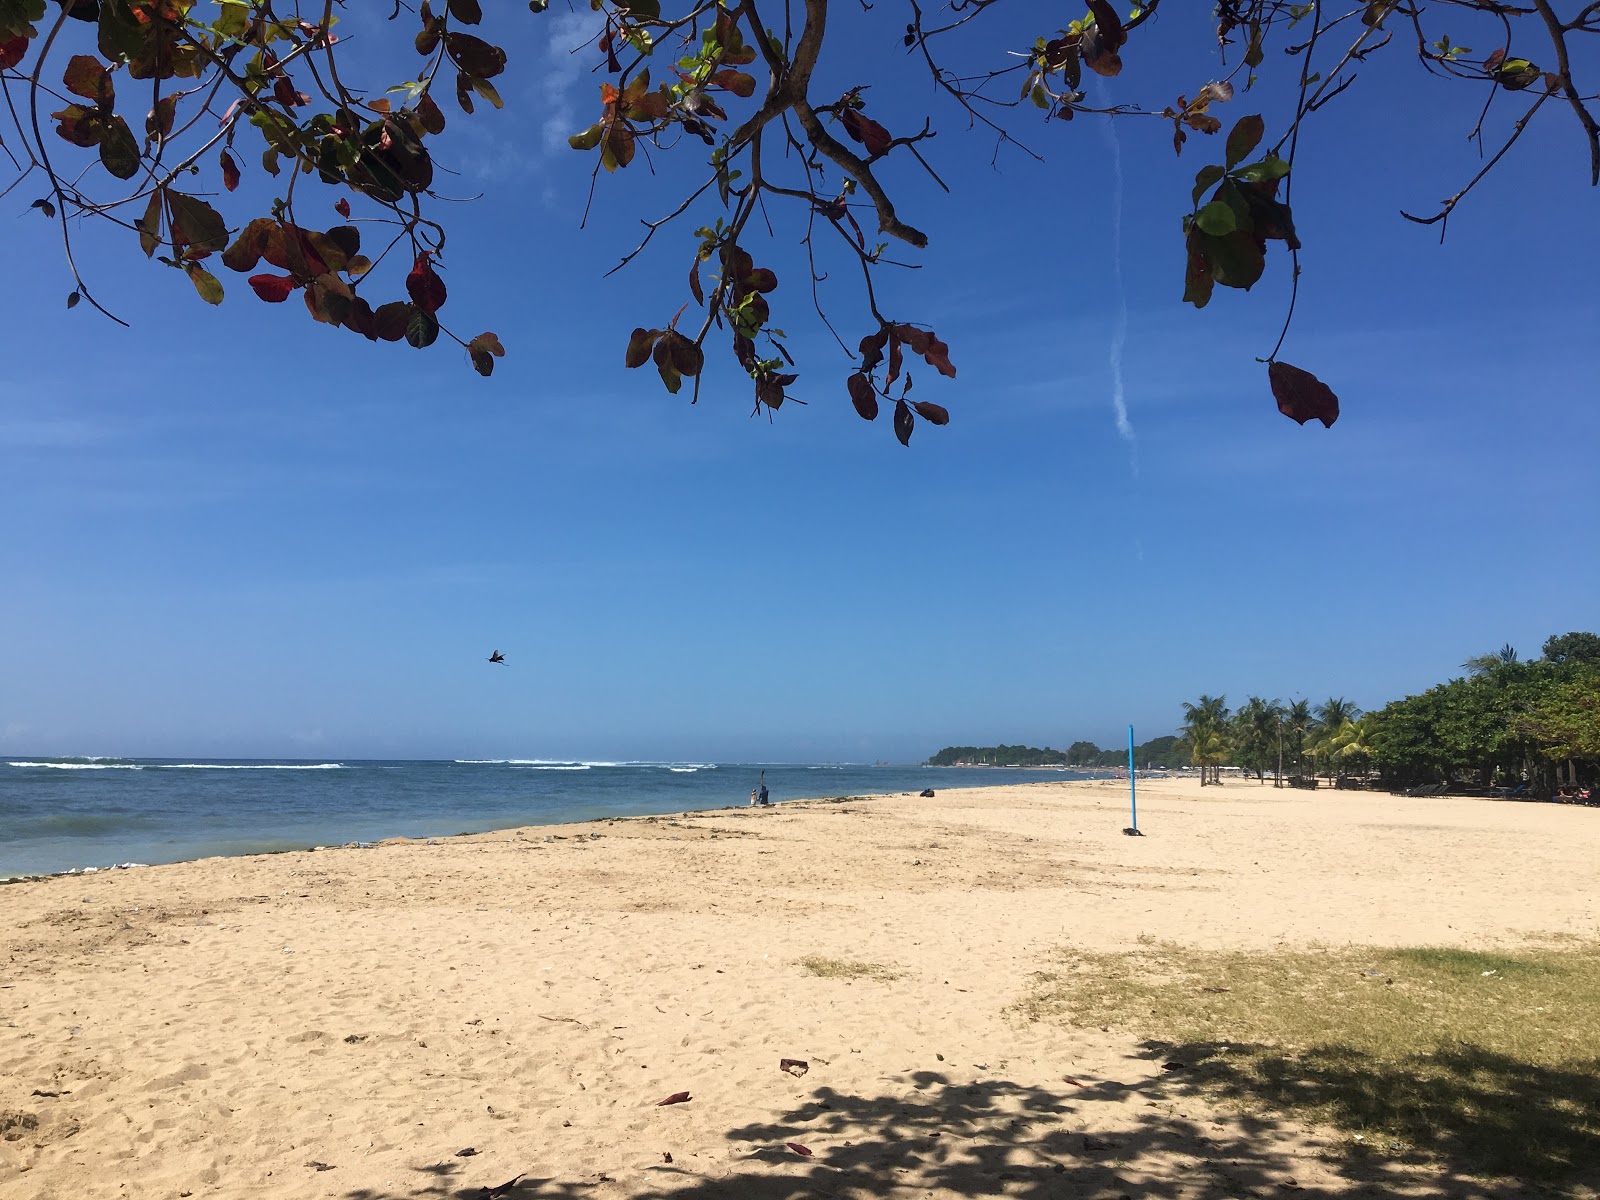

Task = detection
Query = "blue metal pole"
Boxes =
[1128,723,1138,832]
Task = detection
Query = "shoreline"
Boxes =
[0,774,1120,889]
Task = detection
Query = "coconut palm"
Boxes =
[1463,643,1519,676]
[1314,697,1362,732]
[1181,694,1231,785]
[1233,696,1285,783]
[1284,698,1314,780]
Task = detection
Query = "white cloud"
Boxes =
[541,11,606,154]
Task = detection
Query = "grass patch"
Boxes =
[797,955,901,981]
[1022,940,1600,1187]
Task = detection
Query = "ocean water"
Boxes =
[0,759,1105,879]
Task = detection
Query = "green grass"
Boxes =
[1021,940,1600,1187]
[797,955,901,981]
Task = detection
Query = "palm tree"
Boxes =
[1181,694,1231,785]
[1463,643,1519,676]
[1233,696,1284,783]
[1284,698,1314,782]
[1314,697,1362,732]
[1325,715,1375,785]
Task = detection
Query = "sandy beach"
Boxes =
[3,776,1597,1200]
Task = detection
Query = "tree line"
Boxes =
[1176,632,1600,794]
[925,736,1188,770]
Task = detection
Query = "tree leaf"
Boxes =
[165,192,229,254]
[0,36,29,71]
[98,116,141,179]
[1233,153,1291,183]
[247,273,296,302]
[468,75,503,109]
[922,334,955,378]
[847,372,878,420]
[220,149,241,192]
[417,92,447,135]
[1225,114,1264,169]
[406,307,441,348]
[625,327,662,368]
[66,290,81,309]
[372,301,412,342]
[468,331,505,359]
[62,54,111,104]
[146,94,177,141]
[1182,242,1214,309]
[568,123,603,151]
[710,70,756,98]
[1191,164,1225,206]
[839,108,892,158]
[1195,199,1237,236]
[444,32,506,78]
[187,265,224,305]
[912,400,949,426]
[448,0,483,23]
[136,188,163,257]
[893,397,914,446]
[1268,360,1340,428]
[406,252,447,313]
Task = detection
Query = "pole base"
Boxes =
[1121,827,1144,837]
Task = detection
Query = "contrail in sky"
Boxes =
[1096,99,1137,464]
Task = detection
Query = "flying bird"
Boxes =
[487,650,505,664]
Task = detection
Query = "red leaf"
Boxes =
[847,373,878,421]
[220,150,240,192]
[248,274,297,303]
[786,1142,813,1157]
[336,198,351,218]
[1267,360,1340,428]
[912,401,949,426]
[0,36,29,71]
[839,109,891,158]
[406,252,447,313]
[273,76,307,107]
[656,1092,691,1106]
[923,335,956,378]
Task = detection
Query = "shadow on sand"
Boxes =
[338,1050,1600,1199]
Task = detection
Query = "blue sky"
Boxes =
[2,3,1596,762]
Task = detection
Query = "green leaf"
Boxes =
[406,307,440,348]
[98,116,141,180]
[215,1,251,40]
[1225,114,1264,170]
[468,75,503,109]
[187,266,224,306]
[1195,199,1237,236]
[136,189,162,257]
[1191,164,1225,207]
[66,290,81,309]
[568,123,603,151]
[1232,153,1291,183]
[1196,228,1266,290]
[165,191,229,254]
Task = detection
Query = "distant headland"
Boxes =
[926,737,1187,769]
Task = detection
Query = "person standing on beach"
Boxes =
[758,771,770,806]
